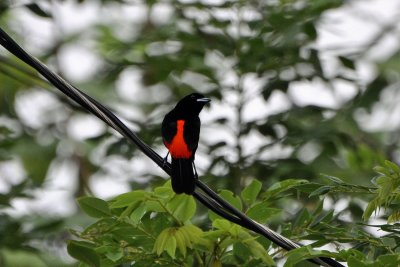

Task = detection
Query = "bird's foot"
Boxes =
[162,152,169,167]
[193,163,199,179]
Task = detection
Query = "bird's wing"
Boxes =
[161,113,177,145]
[184,117,200,154]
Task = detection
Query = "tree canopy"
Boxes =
[1,0,400,266]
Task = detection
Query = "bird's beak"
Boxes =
[197,97,211,103]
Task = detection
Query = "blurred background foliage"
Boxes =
[1,0,400,266]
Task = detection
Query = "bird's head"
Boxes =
[174,93,211,116]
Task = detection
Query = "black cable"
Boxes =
[0,27,344,267]
[193,191,243,225]
[196,181,343,267]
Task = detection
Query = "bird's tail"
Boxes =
[171,158,195,194]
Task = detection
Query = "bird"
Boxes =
[162,93,210,194]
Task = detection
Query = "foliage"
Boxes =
[70,173,400,266]
[363,161,400,222]
[1,0,400,266]
[69,181,276,266]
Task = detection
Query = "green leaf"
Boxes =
[241,179,262,205]
[174,228,188,257]
[320,174,345,184]
[154,181,175,199]
[179,224,208,248]
[167,194,196,222]
[145,200,165,212]
[153,227,178,258]
[109,190,146,208]
[293,183,324,194]
[310,210,334,227]
[384,160,400,174]
[105,249,123,262]
[373,166,392,177]
[212,219,232,232]
[338,56,355,70]
[142,213,172,236]
[77,196,111,218]
[164,234,177,258]
[284,246,338,267]
[377,254,400,267]
[293,208,311,228]
[219,190,242,210]
[130,204,147,224]
[25,3,52,18]
[309,185,332,198]
[243,238,275,265]
[67,240,100,267]
[263,179,309,199]
[363,199,379,221]
[388,210,400,223]
[213,219,241,237]
[153,228,170,256]
[347,256,375,267]
[246,202,280,223]
[233,242,252,261]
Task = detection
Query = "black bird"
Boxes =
[162,93,210,194]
